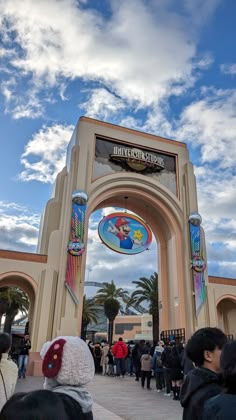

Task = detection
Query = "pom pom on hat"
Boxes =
[41,336,95,386]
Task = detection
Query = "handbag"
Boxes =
[0,369,8,402]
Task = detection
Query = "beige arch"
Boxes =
[0,271,38,336]
[216,295,236,336]
[78,173,191,336]
[216,294,236,306]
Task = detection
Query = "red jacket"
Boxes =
[112,341,128,359]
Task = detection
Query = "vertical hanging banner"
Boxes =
[189,213,206,315]
[65,190,87,304]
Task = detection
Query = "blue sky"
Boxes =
[0,0,236,292]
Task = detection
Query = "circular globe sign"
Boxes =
[98,212,152,255]
[192,256,206,272]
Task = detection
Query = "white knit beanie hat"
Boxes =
[40,336,94,386]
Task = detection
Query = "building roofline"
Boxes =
[79,116,187,149]
[0,250,47,264]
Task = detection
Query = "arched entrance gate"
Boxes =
[37,116,209,350]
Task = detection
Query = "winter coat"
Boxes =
[140,354,152,372]
[112,341,128,359]
[0,354,18,410]
[19,338,31,356]
[128,344,135,358]
[180,367,223,420]
[181,350,194,376]
[132,343,148,363]
[161,346,181,369]
[202,393,236,420]
[100,345,109,366]
[93,344,102,359]
[152,350,164,373]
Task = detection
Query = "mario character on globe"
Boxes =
[108,217,142,250]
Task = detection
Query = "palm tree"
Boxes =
[81,295,99,341]
[128,272,159,343]
[95,280,129,345]
[0,287,11,329]
[3,288,29,333]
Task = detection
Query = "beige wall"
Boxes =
[113,314,153,342]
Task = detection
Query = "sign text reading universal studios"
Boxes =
[110,146,165,171]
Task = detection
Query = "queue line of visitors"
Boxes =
[1,328,236,419]
[87,336,190,399]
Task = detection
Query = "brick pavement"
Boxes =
[15,374,183,420]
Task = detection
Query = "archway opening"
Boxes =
[217,297,236,338]
[83,175,186,342]
[85,205,158,343]
[0,273,37,339]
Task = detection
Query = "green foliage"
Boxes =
[96,280,129,304]
[104,298,120,321]
[82,295,99,326]
[95,280,129,344]
[0,287,30,333]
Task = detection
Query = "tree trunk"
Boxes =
[108,320,114,346]
[0,314,3,331]
[4,309,18,333]
[152,311,159,343]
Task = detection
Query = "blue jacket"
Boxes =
[152,350,164,373]
[203,393,236,420]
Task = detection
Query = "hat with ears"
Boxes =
[115,217,129,229]
[40,336,95,386]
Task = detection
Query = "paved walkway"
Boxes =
[15,375,183,420]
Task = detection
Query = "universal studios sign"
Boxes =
[110,146,165,172]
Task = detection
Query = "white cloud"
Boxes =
[220,63,236,75]
[0,0,217,116]
[81,88,125,119]
[0,201,40,252]
[18,124,74,183]
[175,88,236,168]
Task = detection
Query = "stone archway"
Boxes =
[217,295,236,337]
[79,173,192,336]
[37,116,209,343]
[0,271,37,336]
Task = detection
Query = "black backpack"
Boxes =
[94,345,101,358]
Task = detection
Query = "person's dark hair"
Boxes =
[186,327,227,367]
[118,337,123,341]
[0,390,70,420]
[0,333,11,362]
[220,340,236,393]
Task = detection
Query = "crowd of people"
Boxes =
[88,329,236,419]
[87,337,189,397]
[0,328,235,418]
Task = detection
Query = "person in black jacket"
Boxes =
[202,340,236,419]
[18,334,31,379]
[180,327,227,420]
[132,340,147,382]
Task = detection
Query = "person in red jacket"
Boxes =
[112,338,128,377]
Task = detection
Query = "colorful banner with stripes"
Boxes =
[189,219,206,315]
[65,191,87,304]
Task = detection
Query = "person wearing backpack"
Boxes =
[152,341,165,392]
